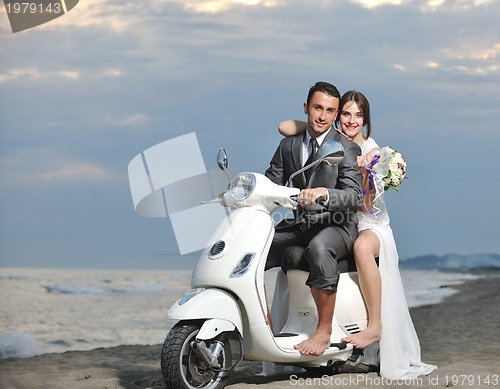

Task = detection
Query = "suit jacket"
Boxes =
[265,129,363,245]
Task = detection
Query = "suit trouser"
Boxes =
[265,223,351,293]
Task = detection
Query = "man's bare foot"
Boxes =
[342,327,381,349]
[294,330,331,356]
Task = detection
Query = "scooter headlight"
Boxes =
[230,173,256,201]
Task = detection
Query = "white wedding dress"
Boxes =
[262,137,436,380]
[358,137,436,380]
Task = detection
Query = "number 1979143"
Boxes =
[5,2,62,14]
[445,375,499,386]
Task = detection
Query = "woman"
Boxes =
[278,90,436,380]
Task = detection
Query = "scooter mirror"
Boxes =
[217,148,228,171]
[285,140,345,187]
[317,140,344,165]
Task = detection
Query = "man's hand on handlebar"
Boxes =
[297,188,328,207]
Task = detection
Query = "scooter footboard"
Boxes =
[168,288,243,336]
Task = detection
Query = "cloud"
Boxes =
[0,67,44,83]
[423,42,500,76]
[117,113,151,127]
[353,0,404,8]
[421,0,495,12]
[58,70,80,80]
[425,61,440,69]
[37,162,110,182]
[0,66,124,83]
[353,0,496,11]
[46,0,137,32]
[0,149,115,189]
[3,0,496,88]
[181,0,281,13]
[99,68,124,77]
[44,0,282,31]
[466,43,500,61]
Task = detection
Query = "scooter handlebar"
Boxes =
[200,197,223,205]
[290,196,309,203]
[290,195,326,206]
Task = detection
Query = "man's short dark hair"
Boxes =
[306,81,341,106]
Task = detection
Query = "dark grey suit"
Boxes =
[265,129,363,292]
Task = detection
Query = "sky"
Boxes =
[0,0,499,269]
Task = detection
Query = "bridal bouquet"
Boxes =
[371,146,407,191]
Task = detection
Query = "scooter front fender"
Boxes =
[167,288,243,336]
[197,318,236,340]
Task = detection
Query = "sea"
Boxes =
[0,267,483,359]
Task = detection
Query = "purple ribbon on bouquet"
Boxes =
[362,154,382,217]
[363,154,380,195]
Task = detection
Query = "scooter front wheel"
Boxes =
[161,320,232,389]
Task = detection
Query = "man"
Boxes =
[265,81,363,356]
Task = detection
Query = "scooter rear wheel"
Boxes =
[161,320,232,389]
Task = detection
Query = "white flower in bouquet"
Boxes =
[372,146,407,191]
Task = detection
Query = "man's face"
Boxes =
[304,91,339,138]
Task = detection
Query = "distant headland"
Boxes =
[400,253,500,271]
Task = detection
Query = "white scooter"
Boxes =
[160,141,379,389]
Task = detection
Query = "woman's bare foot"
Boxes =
[342,326,381,349]
[294,330,331,356]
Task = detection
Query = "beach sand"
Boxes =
[1,271,499,389]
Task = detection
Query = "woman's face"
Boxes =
[339,101,364,140]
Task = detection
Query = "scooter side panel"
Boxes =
[333,272,368,328]
[191,208,274,328]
